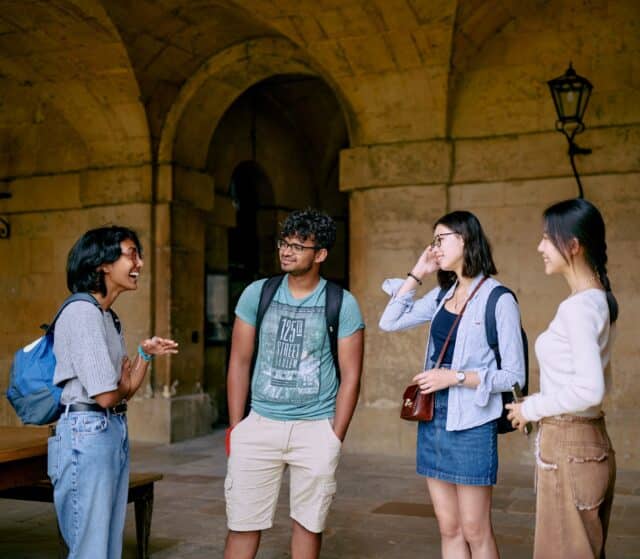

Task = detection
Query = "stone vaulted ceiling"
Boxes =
[0,0,149,175]
[103,0,462,147]
[0,0,588,173]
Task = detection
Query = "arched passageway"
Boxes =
[201,73,350,425]
[155,44,352,434]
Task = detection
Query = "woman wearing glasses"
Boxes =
[506,199,617,559]
[48,226,178,559]
[379,211,525,559]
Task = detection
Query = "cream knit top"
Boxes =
[522,289,613,422]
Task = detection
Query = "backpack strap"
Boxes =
[250,275,344,384]
[249,275,286,388]
[324,280,344,383]
[47,293,122,335]
[484,285,517,369]
[255,276,285,336]
[243,275,345,418]
[108,309,122,334]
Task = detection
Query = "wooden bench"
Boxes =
[0,471,163,559]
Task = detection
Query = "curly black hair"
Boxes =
[434,210,497,289]
[67,225,142,296]
[280,208,336,250]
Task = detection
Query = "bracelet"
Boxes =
[407,272,423,285]
[138,345,154,362]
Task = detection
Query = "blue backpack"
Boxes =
[6,293,121,425]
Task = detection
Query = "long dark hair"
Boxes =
[67,226,142,296]
[543,198,618,323]
[434,211,497,289]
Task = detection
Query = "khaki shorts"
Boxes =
[225,411,342,533]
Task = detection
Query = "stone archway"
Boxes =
[150,37,352,440]
[0,1,154,428]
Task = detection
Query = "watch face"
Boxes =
[456,372,465,384]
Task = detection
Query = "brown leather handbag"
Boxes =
[401,383,434,421]
[400,277,488,422]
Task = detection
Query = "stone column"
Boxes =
[339,140,452,455]
[127,164,216,442]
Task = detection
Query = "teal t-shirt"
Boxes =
[235,275,365,421]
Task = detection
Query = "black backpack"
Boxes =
[244,275,343,416]
[436,284,528,434]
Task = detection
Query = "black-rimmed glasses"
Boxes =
[430,233,457,248]
[276,239,320,254]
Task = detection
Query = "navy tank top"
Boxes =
[430,307,459,367]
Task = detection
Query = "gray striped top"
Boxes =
[53,300,126,405]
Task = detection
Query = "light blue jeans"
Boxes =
[48,410,129,559]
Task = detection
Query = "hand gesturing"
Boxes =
[140,336,179,356]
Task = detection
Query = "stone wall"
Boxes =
[0,0,638,465]
[342,0,640,468]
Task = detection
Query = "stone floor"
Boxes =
[2,427,640,558]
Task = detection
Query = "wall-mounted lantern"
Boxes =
[0,191,10,239]
[547,63,593,198]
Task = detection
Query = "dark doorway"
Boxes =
[205,74,350,426]
[227,161,276,309]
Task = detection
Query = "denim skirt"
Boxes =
[416,388,498,486]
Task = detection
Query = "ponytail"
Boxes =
[596,264,618,323]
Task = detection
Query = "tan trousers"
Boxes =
[534,414,616,559]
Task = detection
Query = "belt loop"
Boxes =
[63,404,70,418]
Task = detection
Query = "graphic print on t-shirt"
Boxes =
[273,317,304,372]
[253,300,326,403]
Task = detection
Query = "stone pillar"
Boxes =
[127,164,216,442]
[339,141,452,455]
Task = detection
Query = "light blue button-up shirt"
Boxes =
[379,274,526,431]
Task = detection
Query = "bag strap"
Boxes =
[245,275,343,417]
[484,285,528,392]
[250,275,286,386]
[324,280,343,383]
[484,286,516,369]
[45,292,122,334]
[46,292,121,335]
[255,276,285,337]
[108,308,122,334]
[434,276,488,368]
[251,275,343,381]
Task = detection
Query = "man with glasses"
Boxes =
[224,208,365,559]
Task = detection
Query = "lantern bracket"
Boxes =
[548,64,593,198]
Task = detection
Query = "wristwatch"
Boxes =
[455,370,466,385]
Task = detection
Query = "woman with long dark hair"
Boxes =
[507,198,617,559]
[380,211,525,558]
[48,226,178,559]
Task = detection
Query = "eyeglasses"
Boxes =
[430,232,458,248]
[276,239,320,254]
[121,247,142,262]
